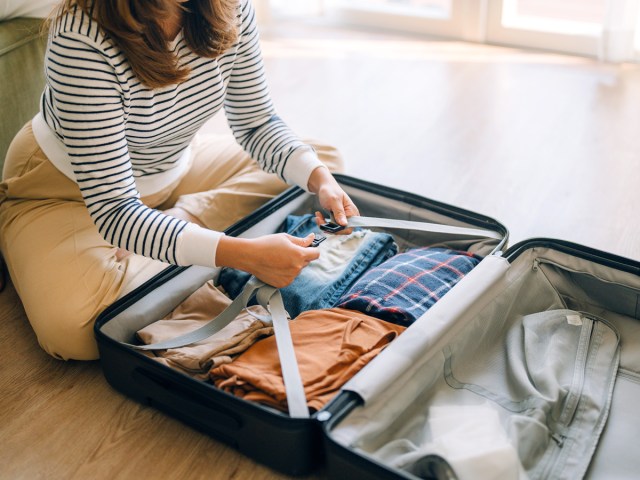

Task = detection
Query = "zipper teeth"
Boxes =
[536,313,598,480]
[557,316,594,427]
[618,368,640,383]
[533,257,638,290]
[537,433,565,480]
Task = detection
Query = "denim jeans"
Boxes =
[218,214,398,318]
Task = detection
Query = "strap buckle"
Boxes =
[319,221,346,233]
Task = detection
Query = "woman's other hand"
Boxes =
[216,233,320,288]
[307,166,359,228]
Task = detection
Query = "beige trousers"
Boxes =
[0,122,343,360]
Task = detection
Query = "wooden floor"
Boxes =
[3,18,640,479]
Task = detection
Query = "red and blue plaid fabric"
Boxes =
[337,247,482,326]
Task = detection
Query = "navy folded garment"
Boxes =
[337,247,482,326]
[217,214,398,318]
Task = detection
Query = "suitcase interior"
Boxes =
[322,239,640,479]
[95,174,507,476]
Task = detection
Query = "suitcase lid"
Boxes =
[320,237,640,479]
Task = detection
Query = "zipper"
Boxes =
[617,368,640,384]
[536,433,566,480]
[551,432,565,447]
[532,257,637,291]
[556,315,594,427]
[532,310,596,480]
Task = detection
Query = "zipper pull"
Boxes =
[532,258,540,271]
[551,432,565,447]
[316,411,331,422]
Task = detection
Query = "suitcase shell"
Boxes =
[98,174,640,478]
[320,239,640,479]
[95,174,508,476]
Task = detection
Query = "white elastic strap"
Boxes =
[131,277,310,418]
[345,216,502,240]
[257,286,310,419]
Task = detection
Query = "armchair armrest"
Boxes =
[0,17,46,177]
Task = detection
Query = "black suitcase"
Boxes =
[95,174,507,476]
[96,174,639,478]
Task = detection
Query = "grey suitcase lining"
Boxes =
[326,244,640,479]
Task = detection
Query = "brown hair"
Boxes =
[50,0,239,88]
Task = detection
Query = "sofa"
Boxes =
[0,16,46,289]
[0,17,46,170]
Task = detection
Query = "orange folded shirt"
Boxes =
[209,308,406,413]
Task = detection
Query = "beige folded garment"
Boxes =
[137,281,273,380]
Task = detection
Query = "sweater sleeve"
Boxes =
[224,0,325,192]
[44,28,222,267]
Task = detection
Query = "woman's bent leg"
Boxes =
[0,199,123,359]
[0,196,169,360]
[0,124,167,360]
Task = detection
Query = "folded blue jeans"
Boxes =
[217,214,398,318]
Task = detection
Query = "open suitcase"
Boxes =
[95,174,640,479]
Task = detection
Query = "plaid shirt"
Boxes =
[337,247,482,326]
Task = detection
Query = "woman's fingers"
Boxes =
[314,210,326,227]
[286,233,321,261]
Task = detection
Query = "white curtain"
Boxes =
[599,0,640,62]
[265,0,325,20]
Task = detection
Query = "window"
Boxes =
[338,0,452,19]
[485,0,606,57]
[502,0,605,33]
[324,0,477,39]
[276,0,640,62]
[634,2,640,59]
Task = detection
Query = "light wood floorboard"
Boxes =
[2,19,640,479]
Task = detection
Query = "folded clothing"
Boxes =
[137,281,273,380]
[337,247,482,326]
[209,308,406,412]
[218,214,398,318]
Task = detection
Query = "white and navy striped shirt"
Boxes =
[32,0,323,268]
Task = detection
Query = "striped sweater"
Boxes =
[32,0,323,268]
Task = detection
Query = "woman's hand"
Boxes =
[307,166,359,227]
[214,167,358,288]
[216,233,320,288]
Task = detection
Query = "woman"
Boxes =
[0,0,358,360]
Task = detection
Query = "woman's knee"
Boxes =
[2,121,40,181]
[0,200,122,360]
[28,303,100,361]
[304,140,345,174]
